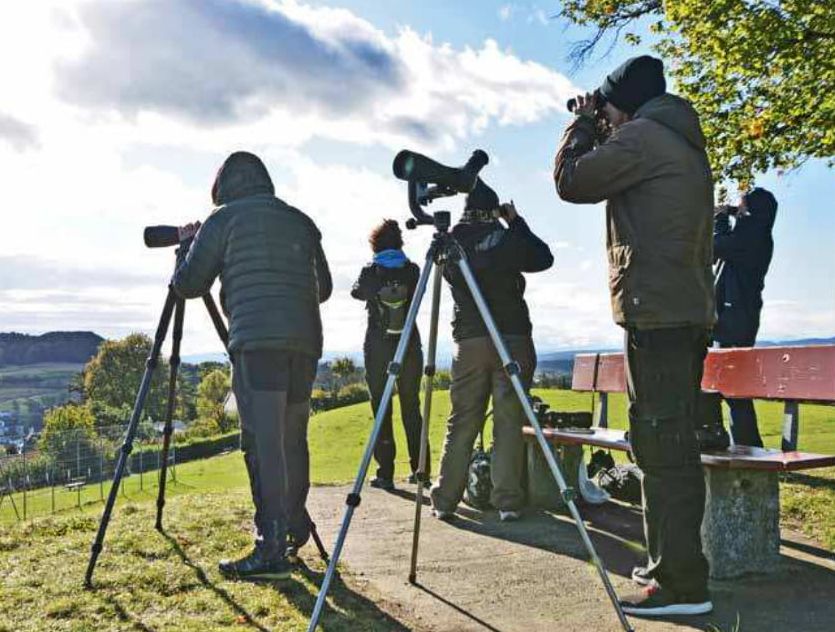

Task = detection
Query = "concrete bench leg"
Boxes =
[700,467,780,579]
[526,441,582,510]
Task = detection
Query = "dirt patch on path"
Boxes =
[302,484,835,632]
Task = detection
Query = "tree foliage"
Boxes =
[39,403,98,469]
[196,368,234,433]
[560,0,834,187]
[82,333,169,423]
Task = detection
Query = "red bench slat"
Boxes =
[702,345,835,401]
[572,345,835,403]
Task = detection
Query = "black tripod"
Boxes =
[84,264,328,588]
[307,211,633,632]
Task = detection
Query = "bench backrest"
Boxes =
[572,345,835,451]
[573,345,835,403]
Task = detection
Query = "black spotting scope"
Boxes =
[144,225,181,248]
[392,149,489,227]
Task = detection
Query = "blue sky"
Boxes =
[0,0,832,362]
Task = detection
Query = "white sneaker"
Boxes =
[499,510,521,522]
[432,508,454,521]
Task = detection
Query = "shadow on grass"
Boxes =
[161,531,271,632]
[101,594,158,632]
[161,531,410,631]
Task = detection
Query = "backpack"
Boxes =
[465,432,493,510]
[376,278,409,337]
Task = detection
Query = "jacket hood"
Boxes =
[743,187,778,230]
[212,151,275,205]
[635,93,706,151]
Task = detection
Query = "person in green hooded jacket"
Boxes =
[555,56,714,618]
[173,151,331,581]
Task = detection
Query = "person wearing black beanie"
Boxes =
[555,57,715,617]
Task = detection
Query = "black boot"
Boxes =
[219,520,292,581]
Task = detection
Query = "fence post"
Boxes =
[50,468,55,514]
[22,448,27,521]
[99,439,104,502]
[139,449,144,491]
[171,443,177,484]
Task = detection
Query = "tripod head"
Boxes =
[393,149,489,228]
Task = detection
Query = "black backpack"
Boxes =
[375,277,409,337]
[465,431,493,510]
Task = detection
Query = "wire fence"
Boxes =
[0,426,185,524]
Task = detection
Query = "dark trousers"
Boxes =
[625,326,710,599]
[718,341,763,447]
[233,350,317,546]
[364,333,425,481]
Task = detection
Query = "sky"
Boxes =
[0,0,833,363]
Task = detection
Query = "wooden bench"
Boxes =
[525,345,835,579]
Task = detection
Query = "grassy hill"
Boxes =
[0,363,84,430]
[1,390,834,630]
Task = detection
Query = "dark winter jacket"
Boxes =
[351,260,422,345]
[446,215,553,341]
[172,152,332,356]
[554,93,715,329]
[714,188,777,346]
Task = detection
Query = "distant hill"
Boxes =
[0,331,104,367]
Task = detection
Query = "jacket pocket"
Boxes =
[608,244,633,314]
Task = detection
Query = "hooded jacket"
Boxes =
[554,93,715,329]
[714,188,776,345]
[446,215,554,341]
[172,152,332,356]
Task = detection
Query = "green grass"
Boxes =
[1,390,834,630]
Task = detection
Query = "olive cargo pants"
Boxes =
[625,326,711,599]
[431,335,536,513]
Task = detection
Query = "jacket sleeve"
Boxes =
[554,117,647,204]
[171,216,223,299]
[480,217,554,273]
[315,238,332,303]
[350,265,379,301]
[713,212,743,262]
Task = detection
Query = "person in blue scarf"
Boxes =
[351,219,426,490]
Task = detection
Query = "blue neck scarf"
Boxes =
[373,249,408,269]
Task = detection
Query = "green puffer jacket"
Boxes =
[172,152,332,356]
[554,93,715,329]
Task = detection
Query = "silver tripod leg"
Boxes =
[408,263,444,584]
[456,256,634,632]
[307,252,435,632]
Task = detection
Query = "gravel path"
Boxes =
[304,483,835,632]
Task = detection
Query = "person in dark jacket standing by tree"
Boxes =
[430,180,553,523]
[173,151,331,581]
[555,56,714,617]
[351,220,425,491]
[714,187,777,447]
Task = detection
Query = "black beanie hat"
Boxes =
[465,178,499,211]
[599,55,666,116]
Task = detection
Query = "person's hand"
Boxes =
[714,204,735,216]
[177,221,201,242]
[571,92,597,119]
[498,200,518,222]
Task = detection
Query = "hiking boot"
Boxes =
[369,477,395,491]
[631,566,658,587]
[408,472,431,488]
[432,508,454,521]
[218,543,293,581]
[620,585,713,617]
[499,510,521,522]
[219,519,291,581]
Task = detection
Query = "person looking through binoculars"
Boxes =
[714,188,777,447]
[429,180,554,522]
[555,55,714,618]
[351,220,426,491]
[172,151,332,581]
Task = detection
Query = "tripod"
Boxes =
[84,259,328,588]
[307,212,633,632]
